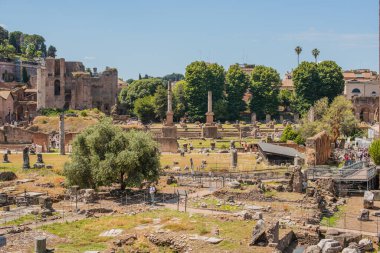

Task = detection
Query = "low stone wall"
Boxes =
[0,125,33,144]
[305,131,332,166]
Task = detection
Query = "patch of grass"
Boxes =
[41,209,255,252]
[264,190,276,198]
[320,206,345,227]
[2,214,36,226]
[163,222,194,231]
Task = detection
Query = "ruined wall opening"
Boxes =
[54,80,61,96]
[360,108,370,122]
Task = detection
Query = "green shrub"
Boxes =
[369,139,380,165]
[80,110,88,117]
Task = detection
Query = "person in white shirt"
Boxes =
[149,185,156,205]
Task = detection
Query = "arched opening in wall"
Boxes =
[54,80,61,96]
[16,106,23,121]
[352,88,361,96]
[371,91,377,97]
[360,108,370,122]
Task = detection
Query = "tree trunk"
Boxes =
[120,172,126,190]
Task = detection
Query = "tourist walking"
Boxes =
[149,185,156,205]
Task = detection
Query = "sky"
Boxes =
[0,0,378,80]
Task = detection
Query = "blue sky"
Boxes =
[1,0,378,79]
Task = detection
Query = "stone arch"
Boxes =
[54,80,61,96]
[371,91,377,97]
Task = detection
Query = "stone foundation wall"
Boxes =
[306,131,332,166]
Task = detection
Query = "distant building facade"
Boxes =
[343,69,379,123]
[37,58,118,113]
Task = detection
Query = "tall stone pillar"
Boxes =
[202,91,218,138]
[165,81,174,126]
[205,91,214,125]
[59,113,65,155]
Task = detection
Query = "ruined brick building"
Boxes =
[37,58,118,113]
[0,58,118,123]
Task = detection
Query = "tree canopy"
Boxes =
[293,61,344,107]
[64,119,160,190]
[119,78,164,114]
[184,61,225,121]
[249,65,281,118]
[225,64,250,120]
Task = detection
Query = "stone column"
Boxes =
[265,114,271,123]
[59,113,65,155]
[205,91,214,125]
[251,112,257,124]
[308,106,315,122]
[165,81,174,126]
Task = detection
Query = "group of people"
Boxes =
[343,147,370,166]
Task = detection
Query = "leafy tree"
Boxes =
[47,45,57,58]
[153,85,167,120]
[184,61,225,121]
[369,140,380,165]
[292,61,319,106]
[119,78,164,114]
[8,31,23,53]
[126,78,134,84]
[23,34,46,55]
[249,65,281,119]
[295,46,302,65]
[172,80,188,120]
[225,64,250,120]
[293,61,344,107]
[312,48,320,63]
[0,26,8,44]
[163,73,184,82]
[138,73,142,80]
[280,125,298,142]
[278,89,292,111]
[214,99,229,122]
[316,61,344,102]
[299,96,358,143]
[25,44,36,59]
[0,42,15,58]
[133,96,156,124]
[313,97,328,121]
[64,119,160,189]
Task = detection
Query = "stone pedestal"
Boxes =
[206,112,214,126]
[166,111,174,126]
[162,125,177,138]
[266,114,271,123]
[202,125,218,138]
[157,137,178,153]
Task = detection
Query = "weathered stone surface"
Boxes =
[357,209,369,221]
[82,189,97,203]
[249,219,266,246]
[266,221,279,243]
[321,240,342,253]
[206,237,223,244]
[358,238,373,251]
[99,229,124,237]
[306,131,332,166]
[342,247,360,253]
[363,191,374,209]
[227,181,240,189]
[304,245,322,253]
[0,236,6,247]
[0,171,16,181]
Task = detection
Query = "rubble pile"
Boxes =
[146,232,188,252]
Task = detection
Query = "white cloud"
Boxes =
[277,28,377,48]
[0,24,7,28]
[84,56,96,60]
